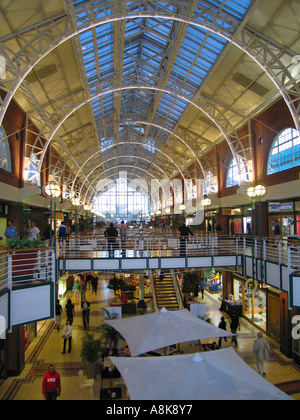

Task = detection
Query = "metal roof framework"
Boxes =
[0,0,299,207]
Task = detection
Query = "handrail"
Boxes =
[56,233,300,272]
[0,247,56,293]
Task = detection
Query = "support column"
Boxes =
[137,275,147,309]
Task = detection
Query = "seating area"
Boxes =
[0,273,299,400]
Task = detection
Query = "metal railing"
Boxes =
[56,231,300,272]
[0,248,56,293]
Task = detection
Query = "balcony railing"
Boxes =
[56,231,300,272]
[0,248,56,293]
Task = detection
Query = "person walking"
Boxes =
[230,312,240,347]
[81,298,91,330]
[79,278,86,303]
[218,316,228,348]
[104,223,118,258]
[92,273,98,294]
[42,365,61,400]
[72,278,80,302]
[253,332,270,376]
[65,299,75,325]
[62,319,73,354]
[178,223,193,256]
[120,220,127,257]
[199,279,206,299]
[28,220,40,241]
[55,299,62,331]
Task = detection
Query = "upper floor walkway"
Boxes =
[0,230,299,335]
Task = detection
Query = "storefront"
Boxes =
[223,206,253,235]
[268,200,300,239]
[231,276,281,339]
[204,268,223,300]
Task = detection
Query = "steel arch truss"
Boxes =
[0,0,299,199]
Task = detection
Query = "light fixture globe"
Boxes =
[246,186,256,199]
[43,181,61,198]
[254,184,267,198]
[201,198,212,207]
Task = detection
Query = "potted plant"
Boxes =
[107,275,125,302]
[182,271,199,300]
[99,309,123,349]
[80,332,103,379]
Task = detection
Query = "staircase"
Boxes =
[153,272,180,311]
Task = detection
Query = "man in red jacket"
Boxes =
[42,365,61,400]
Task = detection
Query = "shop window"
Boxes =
[226,156,248,188]
[267,128,300,174]
[0,126,12,172]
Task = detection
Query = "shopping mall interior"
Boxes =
[0,0,300,401]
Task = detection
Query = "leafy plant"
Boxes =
[182,271,199,294]
[7,237,46,249]
[107,275,125,296]
[99,308,123,347]
[80,333,103,363]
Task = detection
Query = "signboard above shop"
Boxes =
[269,202,293,212]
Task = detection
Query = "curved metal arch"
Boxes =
[79,152,182,203]
[71,135,202,200]
[0,8,299,145]
[39,85,235,180]
[84,165,170,212]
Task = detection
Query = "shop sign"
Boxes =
[0,315,5,339]
[269,202,281,212]
[245,279,258,293]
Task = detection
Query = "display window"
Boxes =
[234,279,267,331]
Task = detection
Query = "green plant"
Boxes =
[7,237,46,249]
[80,333,103,363]
[182,271,199,294]
[99,309,123,347]
[107,275,125,296]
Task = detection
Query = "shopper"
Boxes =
[42,365,61,400]
[81,298,91,330]
[120,220,127,257]
[199,279,206,299]
[4,220,17,240]
[62,319,73,354]
[104,223,118,258]
[55,299,62,331]
[253,332,270,376]
[92,273,98,294]
[65,299,75,325]
[230,312,240,347]
[72,278,80,302]
[178,223,193,256]
[218,316,228,348]
[28,221,40,241]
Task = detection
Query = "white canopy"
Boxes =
[105,307,233,356]
[110,348,292,400]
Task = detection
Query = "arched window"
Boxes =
[203,171,217,195]
[267,128,300,174]
[226,156,248,188]
[0,126,12,172]
[24,154,41,186]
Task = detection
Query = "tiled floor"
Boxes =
[0,274,299,401]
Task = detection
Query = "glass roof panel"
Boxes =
[73,0,251,162]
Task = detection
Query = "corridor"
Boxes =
[0,273,299,401]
